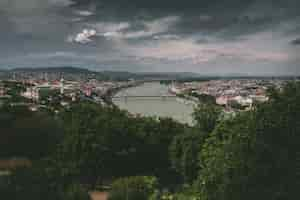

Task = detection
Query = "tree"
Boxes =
[1,164,91,200]
[189,92,216,104]
[54,102,185,187]
[169,129,205,184]
[135,117,185,184]
[0,105,63,159]
[193,103,222,133]
[196,82,300,200]
[63,184,91,200]
[2,166,63,200]
[108,176,158,200]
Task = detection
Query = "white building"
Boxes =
[0,87,5,97]
[60,78,64,95]
[233,96,253,107]
[21,87,39,101]
[216,96,230,106]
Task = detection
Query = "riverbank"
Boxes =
[102,81,144,105]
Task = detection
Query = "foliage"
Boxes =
[0,163,91,200]
[169,129,206,183]
[189,92,216,104]
[54,103,185,186]
[63,183,91,200]
[1,166,63,200]
[39,88,60,101]
[196,82,300,200]
[2,81,28,102]
[3,80,300,200]
[176,93,186,98]
[160,80,173,85]
[0,105,63,159]
[227,99,245,110]
[108,176,158,200]
[192,103,222,133]
[172,193,201,200]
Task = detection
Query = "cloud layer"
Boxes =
[0,0,299,75]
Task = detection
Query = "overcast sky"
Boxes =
[0,0,300,75]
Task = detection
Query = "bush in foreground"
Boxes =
[108,176,158,200]
[0,166,91,200]
[63,183,91,200]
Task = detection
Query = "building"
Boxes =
[21,87,39,101]
[233,96,253,107]
[216,96,230,106]
[60,78,64,95]
[0,87,5,97]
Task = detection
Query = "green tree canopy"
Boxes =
[54,103,185,187]
[108,176,158,200]
[169,128,206,184]
[0,105,63,159]
[193,103,222,133]
[196,82,300,200]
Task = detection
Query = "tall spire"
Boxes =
[60,76,64,95]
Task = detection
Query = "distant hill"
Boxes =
[4,67,201,81]
[10,67,93,74]
[2,67,296,81]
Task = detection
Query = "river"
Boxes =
[113,82,195,124]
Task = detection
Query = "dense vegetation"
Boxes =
[194,82,300,200]
[108,176,158,200]
[0,105,62,159]
[53,103,185,187]
[0,82,300,200]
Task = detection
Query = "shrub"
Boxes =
[108,176,158,200]
[63,183,91,200]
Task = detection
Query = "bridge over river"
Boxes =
[112,82,194,124]
[112,95,177,101]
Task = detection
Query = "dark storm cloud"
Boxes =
[0,0,299,74]
[71,0,300,15]
[70,0,300,39]
[72,0,254,11]
[291,38,300,45]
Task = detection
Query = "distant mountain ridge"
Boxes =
[1,67,298,80]
[4,67,201,81]
[8,67,199,76]
[9,67,93,74]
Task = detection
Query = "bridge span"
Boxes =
[112,95,177,101]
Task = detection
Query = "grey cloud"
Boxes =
[0,0,299,75]
[71,0,253,11]
[291,38,300,45]
[71,0,300,17]
[70,0,300,42]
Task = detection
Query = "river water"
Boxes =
[113,82,195,124]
